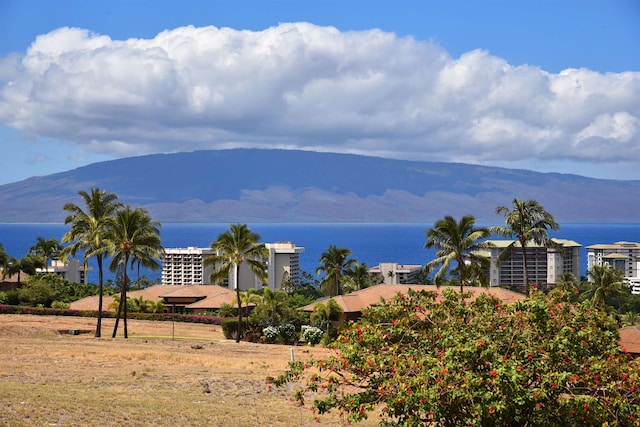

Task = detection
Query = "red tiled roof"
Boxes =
[301,284,525,313]
[619,326,640,355]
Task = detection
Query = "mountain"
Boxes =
[0,149,638,223]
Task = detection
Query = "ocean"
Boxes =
[1,222,638,284]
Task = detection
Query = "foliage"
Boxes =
[276,288,640,426]
[310,299,343,337]
[249,288,307,327]
[316,245,357,297]
[301,325,324,346]
[583,264,628,308]
[217,302,237,317]
[493,198,560,294]
[17,274,98,307]
[343,262,377,293]
[424,215,492,292]
[221,319,244,340]
[205,224,267,343]
[262,325,280,343]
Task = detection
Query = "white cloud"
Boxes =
[0,23,638,167]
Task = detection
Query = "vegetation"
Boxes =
[204,224,268,343]
[276,288,640,426]
[494,198,560,294]
[424,215,493,292]
[108,205,163,338]
[62,187,122,337]
[316,244,357,296]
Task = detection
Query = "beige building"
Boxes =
[37,259,90,284]
[368,262,423,284]
[161,242,304,291]
[482,239,581,293]
[586,241,640,294]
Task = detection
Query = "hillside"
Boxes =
[0,149,638,223]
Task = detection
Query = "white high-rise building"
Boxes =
[265,242,305,291]
[37,259,90,284]
[587,241,640,294]
[161,247,215,286]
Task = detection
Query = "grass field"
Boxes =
[0,314,379,426]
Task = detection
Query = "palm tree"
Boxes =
[239,288,262,317]
[107,206,163,339]
[424,215,493,293]
[62,188,122,337]
[316,245,356,297]
[29,237,63,268]
[310,299,344,332]
[204,224,267,343]
[0,244,9,277]
[343,262,375,293]
[583,264,627,307]
[494,199,559,295]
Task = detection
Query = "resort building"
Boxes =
[161,242,304,291]
[482,239,581,293]
[161,247,215,286]
[265,242,305,292]
[368,262,423,284]
[586,242,640,294]
[37,259,90,284]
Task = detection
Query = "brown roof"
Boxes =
[619,326,640,355]
[301,284,525,313]
[69,284,241,311]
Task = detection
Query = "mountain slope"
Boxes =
[0,149,638,223]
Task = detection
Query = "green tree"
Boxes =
[583,264,627,307]
[424,215,493,293]
[343,262,375,293]
[107,205,163,338]
[204,224,268,343]
[276,288,640,426]
[62,188,122,337]
[0,244,9,272]
[494,199,560,295]
[316,245,356,297]
[310,299,343,333]
[29,237,63,267]
[249,288,294,326]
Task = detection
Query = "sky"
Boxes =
[0,0,639,185]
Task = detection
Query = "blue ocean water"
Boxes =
[0,222,638,284]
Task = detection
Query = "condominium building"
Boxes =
[369,262,423,284]
[265,242,305,291]
[161,242,304,291]
[161,247,215,286]
[37,259,90,284]
[586,241,640,294]
[483,239,581,293]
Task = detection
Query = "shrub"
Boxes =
[279,323,298,345]
[262,325,279,343]
[222,319,245,340]
[301,325,324,346]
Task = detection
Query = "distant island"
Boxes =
[0,148,638,223]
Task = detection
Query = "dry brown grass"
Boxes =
[0,314,379,426]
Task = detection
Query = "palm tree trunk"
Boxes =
[112,291,123,338]
[123,257,129,339]
[235,264,242,343]
[96,255,103,338]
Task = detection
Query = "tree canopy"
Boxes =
[276,289,640,426]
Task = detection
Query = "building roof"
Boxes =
[301,284,525,314]
[486,238,581,248]
[603,253,630,259]
[619,326,640,355]
[587,241,640,250]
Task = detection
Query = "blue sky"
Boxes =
[0,0,638,185]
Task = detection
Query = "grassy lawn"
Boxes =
[0,315,379,426]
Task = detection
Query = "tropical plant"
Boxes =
[583,264,627,307]
[300,325,324,346]
[204,224,268,343]
[622,311,640,327]
[29,237,63,266]
[0,244,9,273]
[316,245,356,297]
[62,188,122,337]
[276,288,640,426]
[107,205,163,338]
[239,288,262,317]
[3,254,45,284]
[494,199,560,295]
[342,262,375,293]
[310,299,343,333]
[217,302,237,317]
[424,215,493,292]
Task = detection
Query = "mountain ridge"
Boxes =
[0,149,638,223]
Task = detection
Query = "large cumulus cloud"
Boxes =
[0,23,638,164]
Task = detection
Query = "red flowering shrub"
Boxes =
[275,288,640,426]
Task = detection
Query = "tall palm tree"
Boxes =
[204,224,267,343]
[584,264,626,307]
[424,215,493,293]
[107,206,163,339]
[316,245,356,297]
[62,188,122,338]
[494,199,559,295]
[0,244,9,277]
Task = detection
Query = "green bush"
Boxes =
[221,319,245,340]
